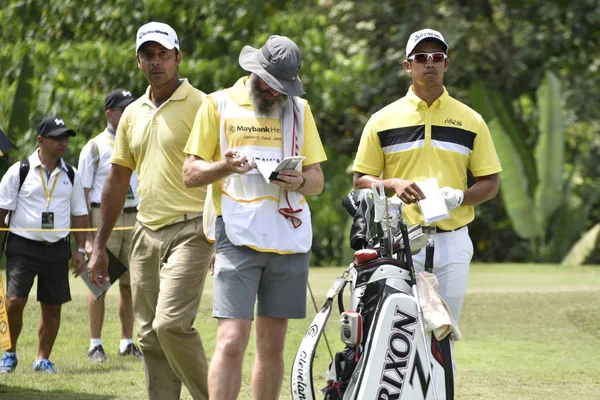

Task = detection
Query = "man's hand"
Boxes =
[224,148,254,175]
[272,169,303,191]
[87,247,109,288]
[71,252,86,277]
[85,234,94,257]
[440,186,464,210]
[391,179,426,204]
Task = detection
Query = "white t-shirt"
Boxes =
[78,128,139,208]
[0,149,88,242]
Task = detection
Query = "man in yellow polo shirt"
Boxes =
[353,29,502,327]
[183,35,327,400]
[87,22,212,400]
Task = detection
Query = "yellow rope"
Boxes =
[0,227,133,232]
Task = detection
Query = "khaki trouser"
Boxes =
[90,207,135,284]
[129,216,212,400]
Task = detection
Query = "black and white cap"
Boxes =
[37,116,76,138]
[105,88,136,111]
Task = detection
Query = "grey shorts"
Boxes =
[213,217,310,320]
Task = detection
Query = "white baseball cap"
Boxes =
[136,22,180,52]
[405,29,448,57]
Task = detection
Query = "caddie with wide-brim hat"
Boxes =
[183,34,328,400]
[238,35,305,97]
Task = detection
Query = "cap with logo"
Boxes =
[37,116,76,138]
[406,29,449,57]
[105,88,136,111]
[136,21,180,53]
[238,35,305,97]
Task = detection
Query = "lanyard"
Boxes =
[104,131,114,148]
[38,167,61,208]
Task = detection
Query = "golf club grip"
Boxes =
[425,244,434,273]
[337,280,348,314]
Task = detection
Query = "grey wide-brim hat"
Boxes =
[239,35,305,97]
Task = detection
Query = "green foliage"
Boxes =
[468,72,595,262]
[560,223,600,267]
[308,147,354,266]
[534,71,565,230]
[1,0,600,264]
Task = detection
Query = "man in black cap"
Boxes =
[78,89,142,363]
[0,116,89,373]
[183,35,327,400]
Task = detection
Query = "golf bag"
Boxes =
[291,189,454,400]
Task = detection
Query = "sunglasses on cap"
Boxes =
[408,52,448,63]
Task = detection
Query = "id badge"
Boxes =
[41,212,54,229]
[126,185,135,200]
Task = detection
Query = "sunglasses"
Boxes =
[408,52,448,63]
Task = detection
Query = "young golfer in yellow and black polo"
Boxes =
[183,35,327,400]
[86,22,212,400]
[0,116,89,374]
[353,29,502,327]
[78,88,142,363]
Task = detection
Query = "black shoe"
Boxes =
[87,345,107,363]
[118,343,143,359]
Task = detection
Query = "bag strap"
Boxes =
[65,162,75,186]
[18,158,30,192]
[89,138,100,182]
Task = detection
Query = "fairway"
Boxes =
[1,263,599,399]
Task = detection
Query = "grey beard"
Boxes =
[248,74,288,117]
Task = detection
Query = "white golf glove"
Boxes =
[440,187,464,211]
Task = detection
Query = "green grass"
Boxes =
[1,263,600,399]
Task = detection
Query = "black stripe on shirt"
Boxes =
[431,126,476,150]
[378,125,425,147]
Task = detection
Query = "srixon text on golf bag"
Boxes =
[291,185,455,400]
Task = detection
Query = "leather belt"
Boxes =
[90,203,137,214]
[420,225,465,234]
[169,213,202,225]
[11,233,66,247]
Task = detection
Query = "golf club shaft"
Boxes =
[308,280,334,361]
[401,222,439,400]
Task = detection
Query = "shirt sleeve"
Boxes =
[111,107,137,170]
[0,162,21,211]
[302,102,327,166]
[468,117,503,177]
[78,141,96,189]
[70,169,89,216]
[352,116,385,176]
[184,95,221,162]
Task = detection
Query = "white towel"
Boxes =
[416,271,462,341]
[278,97,304,228]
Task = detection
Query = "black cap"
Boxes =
[105,88,136,111]
[36,116,76,138]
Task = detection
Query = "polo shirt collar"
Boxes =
[29,148,68,171]
[142,78,192,108]
[406,85,450,110]
[226,77,252,107]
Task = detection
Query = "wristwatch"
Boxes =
[77,248,86,255]
[298,176,307,190]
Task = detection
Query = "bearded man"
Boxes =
[183,35,327,400]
